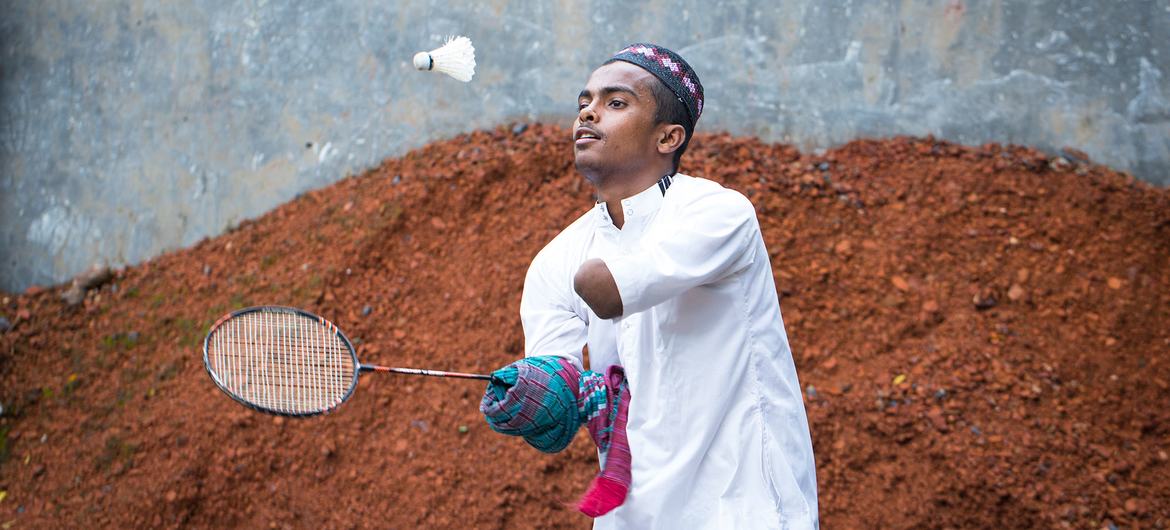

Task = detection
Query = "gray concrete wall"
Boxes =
[2,0,1168,292]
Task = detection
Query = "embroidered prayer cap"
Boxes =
[608,43,705,128]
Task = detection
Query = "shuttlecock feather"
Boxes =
[413,36,476,82]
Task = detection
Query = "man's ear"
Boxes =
[656,124,686,156]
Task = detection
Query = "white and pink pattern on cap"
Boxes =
[614,44,703,119]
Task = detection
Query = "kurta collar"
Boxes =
[595,174,675,228]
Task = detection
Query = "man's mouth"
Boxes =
[575,127,601,145]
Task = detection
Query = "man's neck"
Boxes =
[589,166,674,229]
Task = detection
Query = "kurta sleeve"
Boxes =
[519,248,588,370]
[605,189,758,316]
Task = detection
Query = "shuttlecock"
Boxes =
[413,36,476,82]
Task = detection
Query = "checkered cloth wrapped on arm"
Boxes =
[480,356,632,517]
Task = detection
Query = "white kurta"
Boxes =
[520,174,818,529]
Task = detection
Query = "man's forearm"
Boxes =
[574,259,623,319]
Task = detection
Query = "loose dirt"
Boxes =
[2,124,1168,529]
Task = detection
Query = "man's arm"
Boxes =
[574,259,623,319]
[582,189,759,319]
[521,248,589,367]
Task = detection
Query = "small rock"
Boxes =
[1107,277,1123,289]
[165,490,178,502]
[127,331,140,342]
[921,300,940,313]
[1124,498,1141,514]
[805,385,818,399]
[833,240,852,255]
[890,276,910,291]
[392,175,402,185]
[973,291,997,310]
[926,407,949,432]
[273,416,285,426]
[512,123,529,135]
[411,419,429,432]
[61,265,114,307]
[1007,284,1026,301]
[0,317,10,333]
[62,268,114,305]
[61,287,86,306]
[817,162,830,171]
[203,264,212,276]
[32,465,45,478]
[458,425,469,434]
[1059,147,1090,164]
[362,306,372,316]
[880,293,904,308]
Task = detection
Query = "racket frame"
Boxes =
[203,305,361,417]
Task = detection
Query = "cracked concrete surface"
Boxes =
[1,0,1168,291]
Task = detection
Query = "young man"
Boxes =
[520,43,819,529]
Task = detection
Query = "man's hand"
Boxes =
[574,259,623,319]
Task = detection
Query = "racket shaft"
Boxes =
[361,364,491,380]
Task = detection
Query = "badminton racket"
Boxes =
[202,305,491,417]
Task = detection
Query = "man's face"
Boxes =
[573,62,661,179]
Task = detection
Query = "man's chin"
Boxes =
[573,150,596,169]
[574,154,606,185]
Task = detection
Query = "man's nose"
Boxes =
[578,104,597,123]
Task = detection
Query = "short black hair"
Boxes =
[603,59,694,173]
[646,75,693,173]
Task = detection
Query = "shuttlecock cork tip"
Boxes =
[413,36,475,82]
[413,52,433,71]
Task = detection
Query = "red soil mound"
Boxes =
[1,124,1168,529]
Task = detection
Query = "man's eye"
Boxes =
[609,100,625,108]
[578,102,589,110]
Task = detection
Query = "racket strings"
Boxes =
[207,310,356,414]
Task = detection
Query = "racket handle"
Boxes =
[361,364,493,381]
